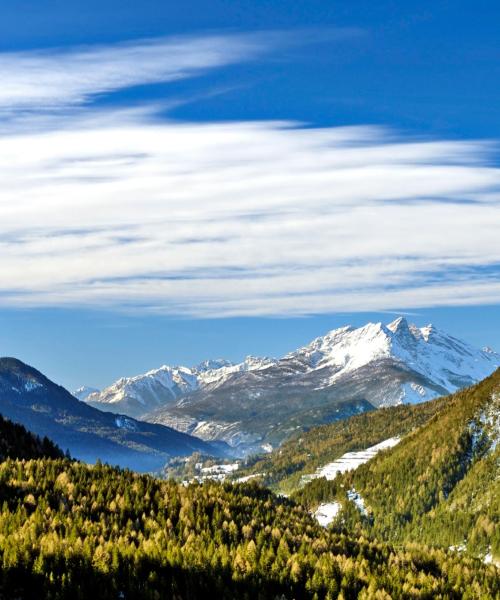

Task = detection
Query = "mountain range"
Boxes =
[0,357,226,471]
[82,317,499,453]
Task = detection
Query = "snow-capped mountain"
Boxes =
[85,356,276,418]
[283,317,499,404]
[83,318,499,452]
[73,385,99,401]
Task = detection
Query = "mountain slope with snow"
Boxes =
[73,385,99,401]
[86,356,276,418]
[84,318,499,452]
[297,368,500,562]
[283,317,499,403]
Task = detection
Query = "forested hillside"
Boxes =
[294,370,500,562]
[0,458,498,599]
[0,413,64,461]
[237,398,446,492]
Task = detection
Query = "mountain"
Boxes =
[85,356,276,418]
[284,317,498,404]
[0,369,497,597]
[73,385,99,401]
[85,318,499,452]
[292,369,500,563]
[0,357,226,471]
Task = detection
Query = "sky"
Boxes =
[0,1,499,389]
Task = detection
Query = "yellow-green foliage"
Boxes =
[294,370,500,561]
[0,458,498,599]
[239,398,445,492]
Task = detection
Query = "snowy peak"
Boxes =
[387,316,419,346]
[240,355,276,371]
[73,386,99,401]
[287,318,499,398]
[86,363,199,412]
[84,319,499,425]
[288,320,392,374]
[85,354,277,417]
[191,355,276,387]
[196,359,233,372]
[386,316,409,333]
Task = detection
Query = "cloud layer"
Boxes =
[0,34,499,316]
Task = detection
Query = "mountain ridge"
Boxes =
[0,357,226,471]
[82,318,499,452]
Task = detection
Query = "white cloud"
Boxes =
[0,32,279,111]
[0,116,499,316]
[0,33,499,317]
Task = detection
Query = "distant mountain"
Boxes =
[73,385,99,401]
[0,357,226,471]
[85,356,276,418]
[292,368,500,563]
[84,318,499,453]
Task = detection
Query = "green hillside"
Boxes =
[294,370,500,562]
[0,458,498,599]
[237,397,446,493]
[0,374,498,597]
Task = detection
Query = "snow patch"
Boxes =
[114,416,138,431]
[400,382,430,404]
[23,380,43,392]
[314,502,341,527]
[479,393,500,452]
[235,473,263,483]
[201,463,239,474]
[347,489,367,516]
[304,437,401,483]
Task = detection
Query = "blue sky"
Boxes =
[0,1,499,389]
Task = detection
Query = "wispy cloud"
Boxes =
[0,32,283,112]
[0,33,499,317]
